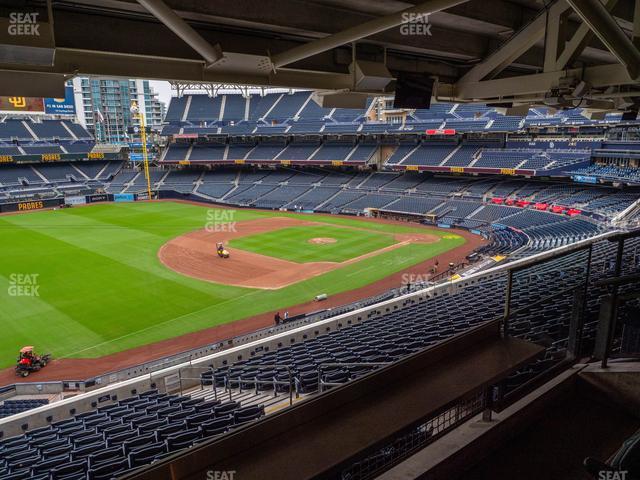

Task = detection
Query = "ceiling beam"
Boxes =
[566,0,640,79]
[457,0,570,84]
[634,0,640,48]
[269,0,469,69]
[455,63,635,100]
[136,0,223,66]
[543,1,572,72]
[554,0,619,70]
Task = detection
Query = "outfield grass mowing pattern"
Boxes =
[0,202,465,368]
[229,225,396,263]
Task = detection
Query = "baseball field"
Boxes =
[0,201,470,370]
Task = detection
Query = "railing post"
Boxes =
[567,288,585,360]
[594,294,616,367]
[502,269,514,337]
[481,387,493,422]
[178,369,183,397]
[288,367,294,405]
[567,244,593,359]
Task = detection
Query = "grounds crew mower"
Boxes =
[15,346,51,378]
[216,242,230,259]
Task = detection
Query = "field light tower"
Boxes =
[130,101,152,200]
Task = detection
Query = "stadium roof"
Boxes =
[1,0,640,111]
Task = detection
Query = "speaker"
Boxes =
[393,73,434,109]
[621,110,639,121]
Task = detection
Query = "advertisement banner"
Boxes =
[135,191,158,201]
[0,96,44,113]
[0,198,63,213]
[572,175,598,184]
[114,193,135,203]
[86,194,110,204]
[65,196,86,206]
[44,86,75,115]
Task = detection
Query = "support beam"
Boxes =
[456,63,635,100]
[566,0,640,80]
[459,0,569,84]
[136,0,223,67]
[634,0,640,48]
[269,0,469,69]
[555,0,618,70]
[544,1,572,72]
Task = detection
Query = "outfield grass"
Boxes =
[229,225,397,263]
[0,202,465,367]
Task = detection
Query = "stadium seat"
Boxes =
[123,433,156,454]
[50,458,88,479]
[88,446,124,467]
[88,457,130,480]
[165,428,202,451]
[128,443,167,468]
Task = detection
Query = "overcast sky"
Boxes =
[149,80,173,106]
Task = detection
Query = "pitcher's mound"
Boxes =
[308,237,337,245]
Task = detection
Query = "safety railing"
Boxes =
[317,362,391,393]
[338,388,487,480]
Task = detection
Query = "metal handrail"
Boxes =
[317,362,391,393]
[220,364,296,406]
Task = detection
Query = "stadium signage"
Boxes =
[425,128,456,135]
[114,193,135,203]
[234,159,245,165]
[280,160,291,166]
[65,196,86,206]
[88,152,105,160]
[178,160,191,165]
[450,166,464,173]
[405,165,419,171]
[18,201,44,211]
[86,194,109,203]
[0,96,44,112]
[44,86,75,115]
[500,168,516,175]
[331,160,344,166]
[0,198,63,213]
[41,153,61,162]
[0,155,13,163]
[572,174,598,184]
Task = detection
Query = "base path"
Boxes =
[159,216,440,289]
[0,203,486,386]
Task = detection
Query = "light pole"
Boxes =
[130,101,152,200]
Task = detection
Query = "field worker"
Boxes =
[284,311,289,321]
[274,312,281,325]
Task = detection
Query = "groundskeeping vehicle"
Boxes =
[15,346,52,377]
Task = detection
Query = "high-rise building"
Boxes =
[72,77,165,143]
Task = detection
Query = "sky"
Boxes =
[149,80,173,106]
